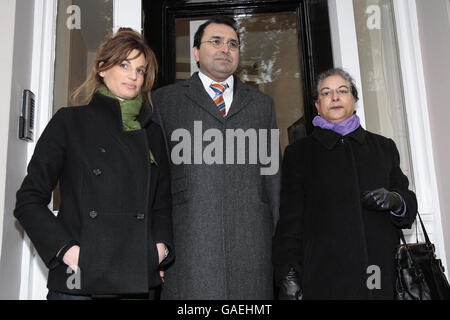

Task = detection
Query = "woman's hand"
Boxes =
[156,243,168,281]
[62,245,80,273]
[278,267,303,300]
[361,188,404,213]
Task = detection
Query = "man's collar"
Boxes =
[198,71,234,91]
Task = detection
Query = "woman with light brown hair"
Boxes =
[14,28,173,300]
[72,28,157,107]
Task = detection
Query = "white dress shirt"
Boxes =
[198,71,234,116]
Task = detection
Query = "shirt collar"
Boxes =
[198,71,234,92]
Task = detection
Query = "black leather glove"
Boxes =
[278,267,303,300]
[361,187,404,214]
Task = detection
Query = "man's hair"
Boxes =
[193,16,240,49]
[314,68,359,102]
[193,16,240,69]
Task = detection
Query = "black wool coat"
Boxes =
[14,93,173,295]
[273,126,417,299]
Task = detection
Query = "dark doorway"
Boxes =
[143,0,333,147]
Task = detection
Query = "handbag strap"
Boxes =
[398,229,416,268]
[399,212,431,246]
[398,212,432,268]
[416,212,431,245]
[415,215,418,243]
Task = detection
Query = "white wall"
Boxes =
[0,0,16,261]
[0,0,36,299]
[415,0,450,270]
[113,0,142,33]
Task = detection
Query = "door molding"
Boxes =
[327,0,366,128]
[20,0,58,300]
[144,0,334,134]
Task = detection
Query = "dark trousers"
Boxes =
[47,289,157,300]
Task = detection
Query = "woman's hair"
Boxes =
[71,28,158,106]
[314,67,359,102]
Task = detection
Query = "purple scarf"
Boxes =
[312,114,360,136]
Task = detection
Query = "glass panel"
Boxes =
[53,0,113,114]
[353,0,415,190]
[175,17,205,82]
[52,0,113,210]
[175,12,304,152]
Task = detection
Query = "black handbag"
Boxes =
[395,213,450,300]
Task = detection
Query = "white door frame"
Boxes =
[20,0,142,299]
[392,0,447,271]
[327,0,367,128]
[19,0,58,300]
[113,0,142,33]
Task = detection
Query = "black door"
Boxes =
[143,0,333,148]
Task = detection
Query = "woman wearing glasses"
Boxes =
[273,68,417,299]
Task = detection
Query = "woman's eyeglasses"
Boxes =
[319,87,350,99]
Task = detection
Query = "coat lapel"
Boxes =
[89,92,154,131]
[88,92,124,133]
[226,76,252,119]
[184,73,226,123]
[183,73,253,122]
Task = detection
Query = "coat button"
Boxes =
[93,168,102,176]
[135,213,145,220]
[89,211,98,219]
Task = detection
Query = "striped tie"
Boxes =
[210,83,228,117]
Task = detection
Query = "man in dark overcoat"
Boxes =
[152,17,280,299]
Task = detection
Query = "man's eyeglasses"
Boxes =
[319,87,351,99]
[202,38,240,51]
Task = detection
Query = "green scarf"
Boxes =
[98,85,142,131]
[98,86,158,165]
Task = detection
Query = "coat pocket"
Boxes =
[78,212,149,294]
[171,176,187,206]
